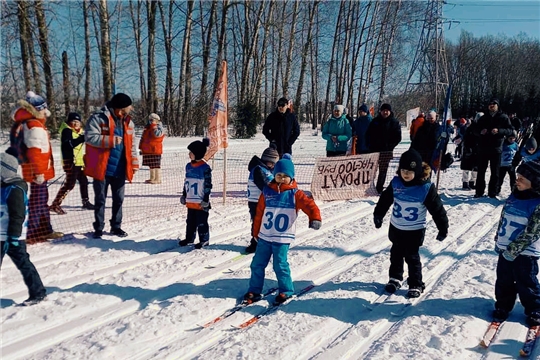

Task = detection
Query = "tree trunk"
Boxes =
[147,0,158,114]
[98,0,113,100]
[83,0,91,120]
[129,0,147,115]
[177,0,194,135]
[16,1,31,92]
[158,0,174,129]
[34,0,57,132]
[283,1,299,98]
[62,51,70,117]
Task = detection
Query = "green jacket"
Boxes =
[322,115,352,152]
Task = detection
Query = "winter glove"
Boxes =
[374,216,383,229]
[309,220,322,230]
[200,201,210,211]
[436,232,447,241]
[34,174,45,185]
[7,236,19,246]
[502,250,517,262]
[180,195,186,205]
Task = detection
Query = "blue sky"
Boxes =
[444,0,540,42]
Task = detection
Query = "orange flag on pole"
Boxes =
[205,61,228,160]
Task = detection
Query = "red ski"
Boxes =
[519,325,540,357]
[479,321,503,348]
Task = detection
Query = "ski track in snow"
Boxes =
[1,129,534,360]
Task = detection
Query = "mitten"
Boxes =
[180,195,186,205]
[436,232,447,241]
[502,250,517,262]
[200,201,210,210]
[34,174,45,184]
[374,216,383,229]
[310,220,322,230]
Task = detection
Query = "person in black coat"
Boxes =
[366,103,402,194]
[470,98,514,198]
[460,115,480,190]
[262,97,300,157]
[411,110,440,169]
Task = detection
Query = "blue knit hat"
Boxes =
[274,153,295,179]
[25,91,47,111]
[358,104,368,113]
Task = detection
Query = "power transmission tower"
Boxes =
[406,0,449,112]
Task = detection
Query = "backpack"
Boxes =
[8,121,28,164]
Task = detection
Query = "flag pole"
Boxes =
[436,84,452,190]
[223,148,227,204]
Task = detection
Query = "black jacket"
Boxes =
[471,111,513,154]
[365,113,401,152]
[1,178,28,238]
[60,127,85,163]
[374,166,448,235]
[411,121,441,164]
[262,109,300,156]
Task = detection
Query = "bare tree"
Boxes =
[98,0,113,99]
[35,0,57,131]
[146,0,158,114]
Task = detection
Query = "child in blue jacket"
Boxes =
[245,145,280,253]
[493,161,540,326]
[1,150,47,305]
[244,154,322,304]
[497,131,519,195]
[179,138,212,249]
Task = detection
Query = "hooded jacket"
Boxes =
[10,100,55,182]
[139,120,165,155]
[84,104,139,182]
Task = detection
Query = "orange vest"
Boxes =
[84,114,138,182]
[139,123,164,155]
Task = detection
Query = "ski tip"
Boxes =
[479,340,489,348]
[519,349,529,357]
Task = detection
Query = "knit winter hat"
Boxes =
[277,97,288,107]
[149,113,160,122]
[261,144,279,164]
[526,137,537,151]
[25,91,47,111]
[274,153,295,179]
[380,103,392,112]
[67,112,82,123]
[109,93,133,109]
[517,161,540,191]
[399,148,423,179]
[358,104,368,113]
[0,151,20,183]
[188,138,210,160]
[334,105,345,114]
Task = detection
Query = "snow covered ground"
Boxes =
[1,126,536,360]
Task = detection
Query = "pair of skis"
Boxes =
[197,284,315,330]
[480,320,540,357]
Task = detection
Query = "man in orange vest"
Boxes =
[85,93,139,238]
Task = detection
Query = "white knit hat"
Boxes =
[149,113,161,121]
[0,152,20,183]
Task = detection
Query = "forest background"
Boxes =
[1,0,539,139]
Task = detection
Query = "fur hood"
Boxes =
[11,99,50,123]
[420,162,432,182]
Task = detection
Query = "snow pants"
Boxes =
[495,254,540,316]
[185,208,209,244]
[387,224,425,288]
[248,238,293,296]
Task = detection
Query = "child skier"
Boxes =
[1,150,47,305]
[374,148,449,298]
[244,154,322,304]
[179,138,212,249]
[519,137,540,164]
[493,161,540,326]
[245,144,280,253]
[497,131,519,195]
